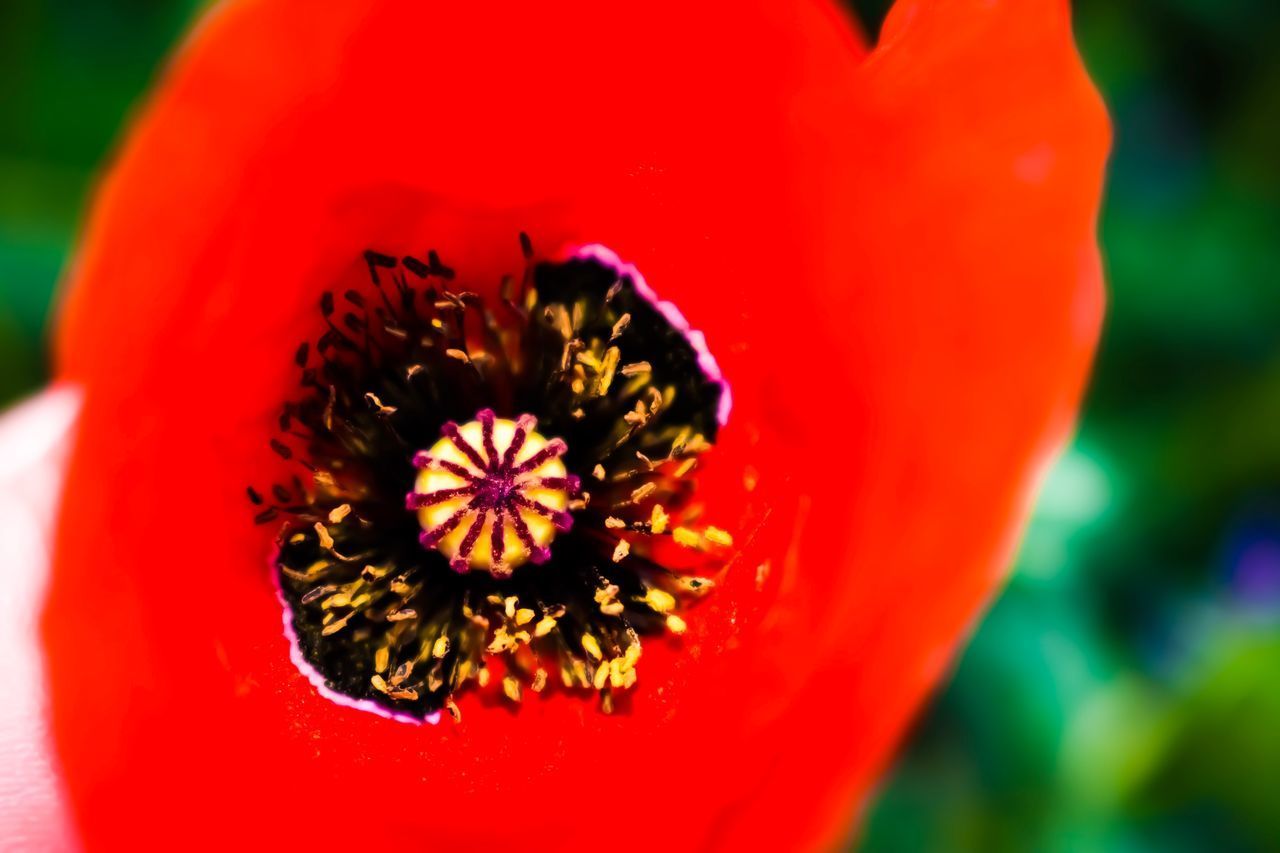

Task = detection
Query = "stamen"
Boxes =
[264,239,734,720]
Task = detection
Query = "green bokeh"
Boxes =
[0,0,203,406]
[2,2,1278,850]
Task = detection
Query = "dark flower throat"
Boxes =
[248,237,731,721]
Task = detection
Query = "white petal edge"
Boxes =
[0,384,82,852]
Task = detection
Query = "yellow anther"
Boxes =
[571,659,589,686]
[644,587,676,613]
[649,505,669,535]
[672,527,701,548]
[595,585,624,616]
[630,482,656,503]
[705,526,733,546]
[314,522,335,550]
[677,576,715,595]
[487,628,516,654]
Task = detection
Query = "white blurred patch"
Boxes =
[0,385,81,851]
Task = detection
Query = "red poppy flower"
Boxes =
[5,0,1107,849]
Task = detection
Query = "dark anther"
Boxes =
[363,250,398,284]
[401,255,430,278]
[426,250,455,280]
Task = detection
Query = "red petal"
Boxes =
[44,0,1104,849]
[699,1,1110,846]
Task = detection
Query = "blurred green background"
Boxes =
[2,1,1277,850]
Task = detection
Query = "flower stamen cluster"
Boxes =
[250,238,732,720]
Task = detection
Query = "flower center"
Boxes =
[256,238,734,721]
[409,409,579,576]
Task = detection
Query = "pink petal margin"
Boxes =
[0,385,82,852]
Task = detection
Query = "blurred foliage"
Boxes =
[0,0,203,406]
[2,1,1278,850]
